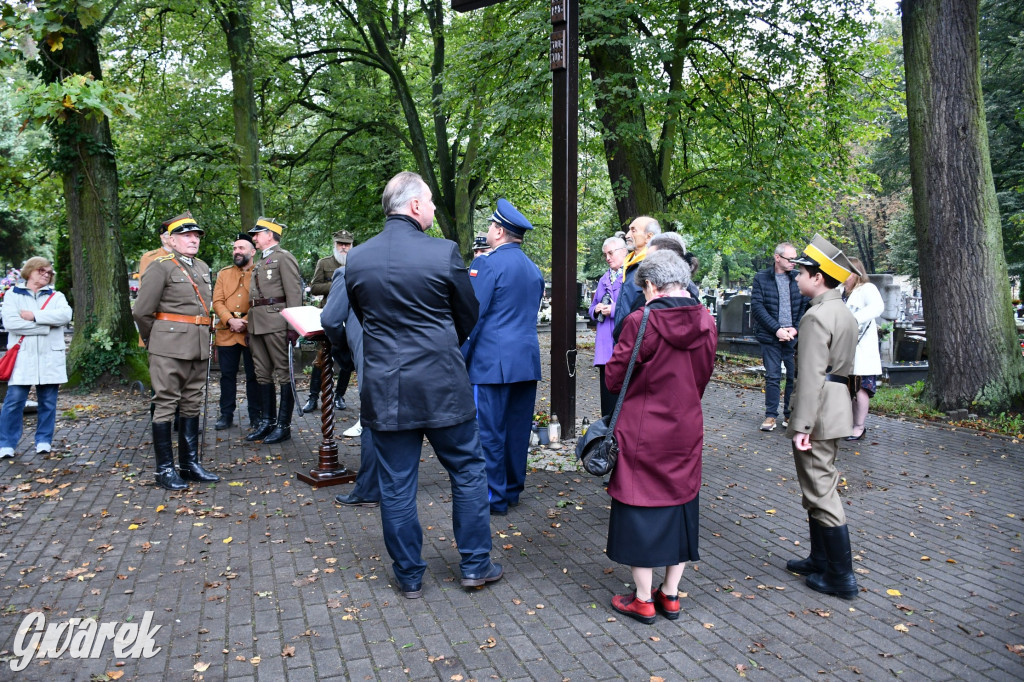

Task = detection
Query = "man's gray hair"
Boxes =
[382,171,427,215]
[644,218,662,237]
[602,236,626,251]
[774,242,795,257]
[635,249,692,291]
[648,232,686,257]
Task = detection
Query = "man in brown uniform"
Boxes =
[134,212,220,490]
[246,217,303,444]
[302,229,355,414]
[784,234,859,599]
[212,234,259,432]
[139,228,174,277]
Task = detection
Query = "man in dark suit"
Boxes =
[462,199,544,515]
[345,171,502,599]
[750,242,808,432]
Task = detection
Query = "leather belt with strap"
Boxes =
[251,297,285,307]
[154,312,212,326]
[825,374,849,385]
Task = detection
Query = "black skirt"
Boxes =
[606,494,700,567]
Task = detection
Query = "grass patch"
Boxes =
[871,381,944,420]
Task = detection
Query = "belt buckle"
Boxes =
[194,315,202,325]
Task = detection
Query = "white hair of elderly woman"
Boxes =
[635,249,692,291]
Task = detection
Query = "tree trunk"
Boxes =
[40,19,143,383]
[902,0,1024,411]
[219,1,264,231]
[583,11,666,227]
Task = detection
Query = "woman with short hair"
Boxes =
[0,257,72,459]
[604,249,717,623]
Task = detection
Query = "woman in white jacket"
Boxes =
[0,257,73,458]
[842,258,884,441]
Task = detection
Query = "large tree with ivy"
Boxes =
[3,0,145,383]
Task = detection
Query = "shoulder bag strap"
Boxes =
[607,306,651,432]
[10,292,57,348]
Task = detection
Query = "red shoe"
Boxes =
[611,592,656,624]
[654,587,680,620]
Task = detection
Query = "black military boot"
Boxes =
[806,524,859,599]
[264,386,294,444]
[178,416,220,483]
[153,422,187,491]
[787,516,827,575]
[245,384,277,441]
[214,413,233,430]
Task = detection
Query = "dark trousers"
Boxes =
[760,339,797,419]
[371,418,491,585]
[218,343,259,422]
[350,425,380,501]
[598,365,616,418]
[474,381,536,513]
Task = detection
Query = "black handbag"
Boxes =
[576,307,650,476]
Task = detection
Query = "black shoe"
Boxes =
[214,414,233,430]
[301,396,318,414]
[490,506,508,516]
[787,516,827,575]
[461,562,503,588]
[845,429,865,441]
[334,395,346,411]
[398,582,422,599]
[334,493,379,507]
[806,524,859,599]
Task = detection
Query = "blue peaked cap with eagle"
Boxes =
[490,198,533,236]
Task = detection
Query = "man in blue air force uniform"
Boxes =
[462,199,545,516]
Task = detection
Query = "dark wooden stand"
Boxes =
[296,334,357,487]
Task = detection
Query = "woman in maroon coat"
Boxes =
[604,249,717,623]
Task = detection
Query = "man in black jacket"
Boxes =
[345,171,502,599]
[750,242,808,431]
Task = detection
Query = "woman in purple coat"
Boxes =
[588,236,628,416]
[603,250,717,623]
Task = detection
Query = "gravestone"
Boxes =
[718,294,751,336]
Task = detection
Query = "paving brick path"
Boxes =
[0,341,1022,681]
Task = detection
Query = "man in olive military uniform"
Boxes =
[246,217,304,444]
[134,211,220,490]
[784,234,860,599]
[212,233,259,432]
[302,229,356,414]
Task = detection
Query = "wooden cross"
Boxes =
[454,0,579,438]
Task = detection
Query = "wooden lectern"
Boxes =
[282,306,357,487]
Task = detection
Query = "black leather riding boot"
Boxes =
[787,516,827,575]
[153,422,187,491]
[246,384,277,441]
[178,416,220,483]
[806,524,859,599]
[264,386,294,444]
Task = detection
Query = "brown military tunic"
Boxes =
[212,262,254,348]
[248,245,303,385]
[310,254,344,301]
[133,251,213,421]
[137,246,172,347]
[785,288,858,527]
[139,246,171,276]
